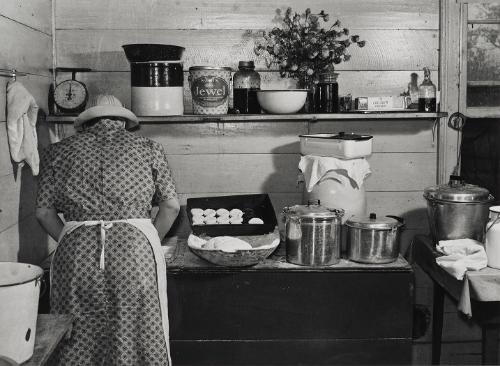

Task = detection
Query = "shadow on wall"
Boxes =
[16,110,52,265]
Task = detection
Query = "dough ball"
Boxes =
[204,209,216,217]
[204,236,252,252]
[248,217,264,224]
[190,208,204,217]
[229,209,243,218]
[205,216,217,225]
[229,217,243,224]
[192,217,205,225]
[216,216,230,224]
[216,208,229,217]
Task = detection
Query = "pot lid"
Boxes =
[283,204,344,219]
[298,132,373,141]
[424,175,493,203]
[345,213,403,230]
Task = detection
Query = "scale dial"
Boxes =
[53,79,88,113]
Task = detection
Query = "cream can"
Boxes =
[189,66,232,115]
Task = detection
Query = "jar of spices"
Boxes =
[233,61,261,114]
[314,71,339,113]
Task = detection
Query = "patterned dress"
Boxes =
[36,119,177,365]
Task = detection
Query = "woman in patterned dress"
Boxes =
[35,95,180,365]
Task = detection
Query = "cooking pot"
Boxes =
[346,213,405,264]
[283,204,344,266]
[424,175,494,243]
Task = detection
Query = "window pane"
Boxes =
[467,23,500,107]
[468,3,500,21]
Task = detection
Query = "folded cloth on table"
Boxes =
[299,155,371,192]
[436,238,488,280]
[6,80,40,175]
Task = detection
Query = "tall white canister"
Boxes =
[0,262,44,363]
[485,206,500,269]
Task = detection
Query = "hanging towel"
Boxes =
[6,80,40,175]
[299,155,371,192]
[436,238,488,280]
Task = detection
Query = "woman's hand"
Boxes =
[35,207,64,241]
[154,198,181,240]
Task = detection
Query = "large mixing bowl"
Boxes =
[122,44,185,62]
[257,89,307,114]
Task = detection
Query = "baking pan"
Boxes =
[186,194,277,236]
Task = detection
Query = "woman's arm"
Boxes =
[35,207,64,241]
[154,197,181,240]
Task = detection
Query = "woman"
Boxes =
[35,94,180,365]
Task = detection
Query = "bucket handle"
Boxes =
[386,215,406,230]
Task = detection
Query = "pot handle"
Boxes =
[386,215,405,228]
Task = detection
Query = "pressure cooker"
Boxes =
[423,175,494,243]
[283,204,344,266]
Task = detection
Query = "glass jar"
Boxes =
[418,67,436,112]
[232,61,261,114]
[314,72,339,113]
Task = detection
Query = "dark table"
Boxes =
[412,234,500,365]
[166,239,414,365]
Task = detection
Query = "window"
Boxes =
[461,2,500,116]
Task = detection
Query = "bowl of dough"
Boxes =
[187,233,280,267]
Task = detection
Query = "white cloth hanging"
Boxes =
[6,81,40,175]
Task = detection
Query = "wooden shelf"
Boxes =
[46,112,447,124]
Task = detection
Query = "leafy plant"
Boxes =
[254,7,366,84]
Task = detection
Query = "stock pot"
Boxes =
[283,204,344,266]
[424,175,494,243]
[346,213,405,264]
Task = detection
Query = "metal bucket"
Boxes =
[283,205,344,266]
[0,262,44,363]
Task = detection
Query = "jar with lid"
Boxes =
[314,71,339,113]
[232,61,261,114]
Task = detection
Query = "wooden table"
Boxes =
[23,314,73,366]
[166,239,414,365]
[412,235,500,365]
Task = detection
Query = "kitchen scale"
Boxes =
[48,67,92,115]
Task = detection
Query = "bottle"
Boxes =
[418,67,436,112]
[408,72,419,109]
[485,207,500,269]
[314,70,339,113]
[233,61,261,114]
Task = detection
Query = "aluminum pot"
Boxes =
[424,175,494,243]
[283,204,344,266]
[346,213,405,264]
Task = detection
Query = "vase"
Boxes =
[297,76,317,113]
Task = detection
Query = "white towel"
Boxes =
[436,239,488,280]
[299,155,371,192]
[6,81,40,175]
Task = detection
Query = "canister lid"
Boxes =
[345,213,402,230]
[423,175,493,203]
[189,66,233,71]
[238,61,255,69]
[298,132,373,141]
[283,204,344,219]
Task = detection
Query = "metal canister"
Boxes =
[283,204,344,266]
[423,175,494,243]
[188,66,232,115]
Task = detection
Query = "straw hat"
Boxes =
[75,94,139,131]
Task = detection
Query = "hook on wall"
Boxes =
[0,69,27,81]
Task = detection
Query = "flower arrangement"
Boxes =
[254,7,366,84]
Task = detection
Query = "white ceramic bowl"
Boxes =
[256,89,308,114]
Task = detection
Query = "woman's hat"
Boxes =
[74,94,139,131]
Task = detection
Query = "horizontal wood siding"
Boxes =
[0,4,52,263]
[51,1,486,363]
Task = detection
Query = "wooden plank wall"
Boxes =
[0,1,54,264]
[51,0,479,364]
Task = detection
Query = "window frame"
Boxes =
[459,0,500,117]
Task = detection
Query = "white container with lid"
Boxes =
[485,206,500,269]
[299,132,373,159]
